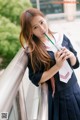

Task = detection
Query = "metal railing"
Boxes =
[0,48,48,120]
[38,83,48,120]
[0,48,28,119]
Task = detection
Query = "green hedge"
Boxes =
[0,15,20,68]
[0,0,32,69]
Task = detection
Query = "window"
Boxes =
[30,0,64,14]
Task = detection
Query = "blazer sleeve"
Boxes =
[27,60,43,87]
[63,35,79,69]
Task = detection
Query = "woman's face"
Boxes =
[31,15,48,39]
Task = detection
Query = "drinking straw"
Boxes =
[44,33,60,51]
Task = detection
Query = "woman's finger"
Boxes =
[56,50,63,58]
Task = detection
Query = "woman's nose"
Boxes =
[39,25,44,32]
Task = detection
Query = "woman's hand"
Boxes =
[54,49,67,69]
[61,47,77,66]
[61,47,74,59]
[55,47,76,67]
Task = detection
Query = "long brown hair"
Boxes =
[20,8,53,73]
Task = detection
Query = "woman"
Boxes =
[20,8,80,120]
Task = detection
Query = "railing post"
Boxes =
[38,83,48,120]
[64,0,76,21]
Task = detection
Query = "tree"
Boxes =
[0,0,32,69]
[0,0,32,24]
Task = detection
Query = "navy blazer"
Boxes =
[27,35,79,92]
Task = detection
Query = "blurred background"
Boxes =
[0,1,80,120]
[0,0,32,69]
[0,0,80,70]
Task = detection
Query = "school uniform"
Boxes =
[27,33,80,120]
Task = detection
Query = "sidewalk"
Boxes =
[48,18,80,85]
[48,19,80,45]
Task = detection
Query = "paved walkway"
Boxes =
[48,19,80,45]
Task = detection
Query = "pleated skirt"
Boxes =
[48,82,80,120]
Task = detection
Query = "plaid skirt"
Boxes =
[48,82,80,120]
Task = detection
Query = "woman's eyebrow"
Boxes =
[32,24,37,28]
[32,20,43,28]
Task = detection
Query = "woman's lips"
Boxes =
[42,31,47,34]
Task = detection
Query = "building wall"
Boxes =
[30,0,80,20]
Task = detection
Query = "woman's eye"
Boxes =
[40,21,44,24]
[34,26,38,29]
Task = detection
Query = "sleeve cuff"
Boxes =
[72,57,79,69]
